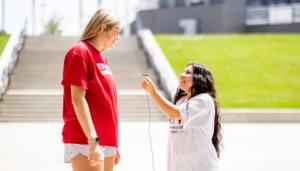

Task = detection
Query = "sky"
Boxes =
[0,0,158,35]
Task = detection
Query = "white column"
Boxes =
[97,0,102,7]
[124,0,131,36]
[1,0,5,32]
[79,0,83,33]
[32,0,36,35]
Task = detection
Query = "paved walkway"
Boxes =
[1,122,300,171]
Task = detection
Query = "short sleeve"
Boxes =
[62,54,88,89]
[176,97,208,122]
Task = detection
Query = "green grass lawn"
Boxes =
[0,33,10,56]
[155,34,300,108]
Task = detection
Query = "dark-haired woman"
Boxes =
[141,63,221,171]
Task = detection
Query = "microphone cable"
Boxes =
[144,74,156,171]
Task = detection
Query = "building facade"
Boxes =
[136,0,300,34]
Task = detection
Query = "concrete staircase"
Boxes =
[0,36,166,122]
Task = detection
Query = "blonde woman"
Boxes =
[61,9,120,171]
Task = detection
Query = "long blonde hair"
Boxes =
[80,8,120,41]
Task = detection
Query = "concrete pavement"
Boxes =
[1,122,300,171]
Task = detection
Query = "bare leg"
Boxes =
[71,153,104,171]
[104,156,116,171]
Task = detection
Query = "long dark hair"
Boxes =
[173,63,222,158]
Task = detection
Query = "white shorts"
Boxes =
[64,144,117,163]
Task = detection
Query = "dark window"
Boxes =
[160,0,169,8]
[210,0,224,4]
[247,0,295,6]
[269,0,292,4]
[247,0,263,6]
[175,0,185,7]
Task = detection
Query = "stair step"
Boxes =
[0,35,165,122]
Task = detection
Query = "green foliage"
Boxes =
[155,34,300,108]
[0,34,10,56]
[42,16,62,35]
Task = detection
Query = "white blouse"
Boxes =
[168,93,219,171]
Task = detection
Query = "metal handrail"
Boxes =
[137,29,178,100]
[0,19,27,98]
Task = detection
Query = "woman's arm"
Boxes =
[70,85,100,165]
[141,77,182,120]
[70,85,97,139]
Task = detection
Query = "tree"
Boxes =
[42,16,62,35]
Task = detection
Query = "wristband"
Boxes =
[88,137,99,143]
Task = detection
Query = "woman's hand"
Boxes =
[114,149,121,165]
[141,76,157,95]
[71,85,100,166]
[140,75,182,120]
[88,141,101,166]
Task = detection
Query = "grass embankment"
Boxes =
[0,34,10,56]
[155,34,300,108]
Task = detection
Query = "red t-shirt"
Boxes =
[61,40,118,147]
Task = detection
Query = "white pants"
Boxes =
[64,144,117,163]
